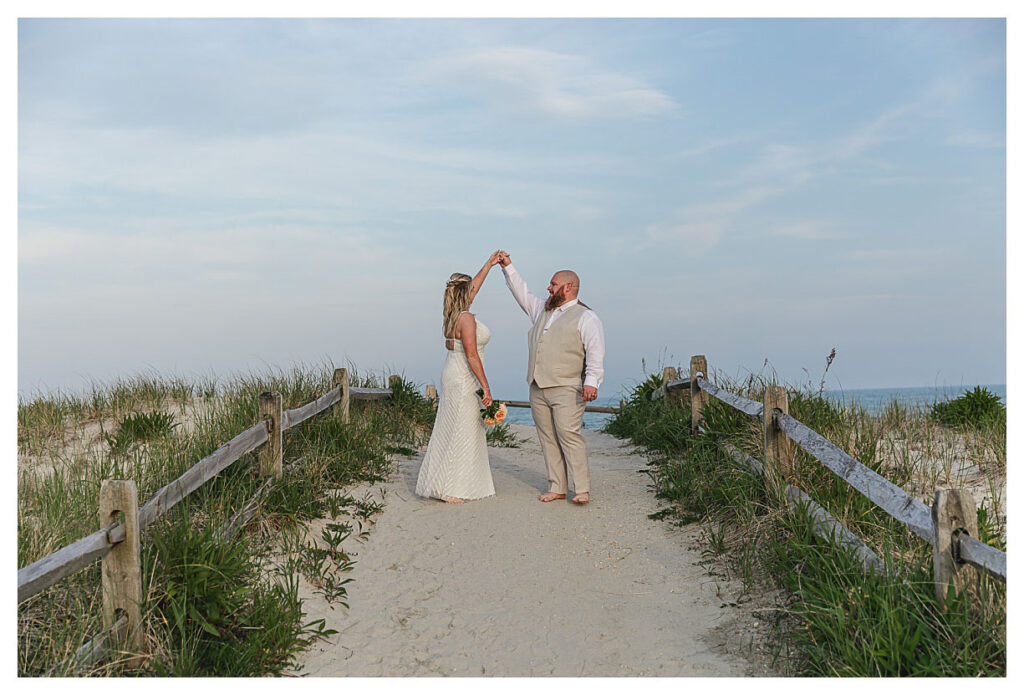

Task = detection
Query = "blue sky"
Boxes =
[15,15,1008,401]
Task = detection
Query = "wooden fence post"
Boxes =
[389,374,401,394]
[99,479,143,666]
[662,367,679,404]
[762,385,794,479]
[690,355,708,430]
[333,368,350,424]
[259,391,282,479]
[425,384,438,406]
[932,489,980,606]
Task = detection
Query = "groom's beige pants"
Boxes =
[529,381,590,495]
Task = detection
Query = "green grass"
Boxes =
[486,422,525,448]
[930,386,1006,429]
[605,370,1006,676]
[104,410,179,456]
[17,363,436,676]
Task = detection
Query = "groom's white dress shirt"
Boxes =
[502,263,605,390]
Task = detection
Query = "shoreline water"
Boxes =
[503,383,1007,429]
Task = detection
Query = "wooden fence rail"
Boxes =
[23,365,626,672]
[18,369,393,604]
[656,356,1006,601]
[19,367,402,672]
[501,400,621,415]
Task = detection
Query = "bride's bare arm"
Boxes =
[469,251,502,301]
[458,312,492,406]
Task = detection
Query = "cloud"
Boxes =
[425,47,679,121]
[18,121,620,221]
[641,86,970,256]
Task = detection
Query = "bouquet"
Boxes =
[476,389,508,425]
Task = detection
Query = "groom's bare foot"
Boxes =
[539,492,566,502]
[442,497,465,504]
[572,492,590,504]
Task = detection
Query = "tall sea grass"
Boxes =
[605,369,1006,676]
[17,363,435,676]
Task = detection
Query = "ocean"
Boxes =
[502,384,1007,430]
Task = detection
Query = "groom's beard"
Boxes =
[545,288,568,311]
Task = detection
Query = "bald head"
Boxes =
[546,269,580,310]
[553,270,580,293]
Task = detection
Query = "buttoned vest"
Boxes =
[527,302,587,388]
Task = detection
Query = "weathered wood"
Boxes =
[389,374,402,393]
[690,356,708,429]
[138,422,268,530]
[217,458,308,540]
[99,480,143,666]
[18,525,118,603]
[650,379,690,402]
[775,412,933,541]
[662,367,680,404]
[763,386,794,479]
[720,440,884,575]
[933,489,980,604]
[696,377,764,420]
[218,475,278,541]
[721,442,765,476]
[333,368,350,423]
[786,485,886,575]
[283,387,340,431]
[259,391,283,479]
[501,400,619,414]
[425,384,438,405]
[957,535,1007,582]
[349,387,392,400]
[52,615,129,675]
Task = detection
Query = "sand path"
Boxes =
[295,424,765,677]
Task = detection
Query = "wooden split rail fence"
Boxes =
[652,355,1006,603]
[18,368,402,671]
[20,365,618,671]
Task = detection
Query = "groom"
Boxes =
[496,251,605,505]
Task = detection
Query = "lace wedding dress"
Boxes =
[415,315,495,501]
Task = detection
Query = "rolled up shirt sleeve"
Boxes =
[579,311,605,390]
[502,263,544,322]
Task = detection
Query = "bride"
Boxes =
[415,251,502,504]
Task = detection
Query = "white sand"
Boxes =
[295,424,771,677]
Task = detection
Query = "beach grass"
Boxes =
[605,370,1006,676]
[17,363,436,676]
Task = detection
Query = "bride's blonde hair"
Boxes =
[443,273,473,337]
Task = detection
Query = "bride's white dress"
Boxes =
[415,316,495,501]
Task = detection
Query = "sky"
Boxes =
[14,12,1009,402]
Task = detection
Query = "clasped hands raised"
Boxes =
[487,250,511,267]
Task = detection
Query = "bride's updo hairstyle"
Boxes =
[443,273,473,337]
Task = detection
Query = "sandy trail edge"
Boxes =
[293,424,773,677]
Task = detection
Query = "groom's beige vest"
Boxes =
[527,302,587,388]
